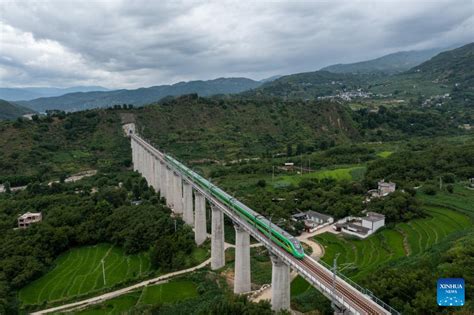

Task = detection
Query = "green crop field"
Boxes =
[376,150,393,158]
[314,207,471,280]
[74,280,198,314]
[274,165,366,187]
[418,183,474,217]
[19,244,152,307]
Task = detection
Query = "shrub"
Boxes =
[422,184,437,195]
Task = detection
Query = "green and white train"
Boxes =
[165,155,305,259]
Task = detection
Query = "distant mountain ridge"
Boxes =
[0,86,109,101]
[321,47,449,74]
[245,43,473,102]
[18,78,262,112]
[0,99,34,120]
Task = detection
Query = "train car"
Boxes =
[165,155,305,259]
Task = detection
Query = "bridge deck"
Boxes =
[131,134,394,315]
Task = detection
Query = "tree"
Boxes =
[296,143,305,155]
[256,179,266,188]
[286,144,293,157]
[3,181,11,194]
[446,184,454,193]
[422,185,437,196]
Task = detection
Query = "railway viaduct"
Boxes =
[125,124,398,315]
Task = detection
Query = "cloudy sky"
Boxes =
[0,0,472,89]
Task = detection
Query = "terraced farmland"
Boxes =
[19,244,152,306]
[75,279,198,314]
[314,207,471,280]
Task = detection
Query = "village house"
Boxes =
[366,179,396,202]
[291,210,334,232]
[334,212,385,239]
[17,212,42,228]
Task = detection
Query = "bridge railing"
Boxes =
[317,259,400,315]
[132,134,398,315]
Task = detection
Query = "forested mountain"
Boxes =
[244,71,371,99]
[248,43,473,103]
[17,78,262,112]
[0,99,34,120]
[321,47,445,74]
[370,42,474,101]
[0,86,109,101]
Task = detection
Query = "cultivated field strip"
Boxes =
[314,207,470,279]
[19,244,151,306]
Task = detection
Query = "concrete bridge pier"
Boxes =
[211,205,225,270]
[159,161,166,197]
[154,157,161,193]
[136,144,143,174]
[173,172,183,213]
[164,166,172,208]
[270,254,291,312]
[234,224,251,293]
[131,140,138,172]
[148,152,156,190]
[182,182,194,226]
[143,149,149,183]
[194,191,207,245]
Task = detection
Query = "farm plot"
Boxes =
[75,279,198,314]
[314,207,470,280]
[19,244,151,306]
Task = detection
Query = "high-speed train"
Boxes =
[165,155,305,259]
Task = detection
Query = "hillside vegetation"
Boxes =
[17,78,262,112]
[137,96,359,161]
[0,99,33,120]
[250,43,473,103]
[246,71,371,99]
[0,110,129,185]
[370,43,474,101]
[321,47,443,74]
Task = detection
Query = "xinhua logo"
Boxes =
[437,278,465,306]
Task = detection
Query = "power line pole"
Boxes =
[300,154,303,175]
[101,259,106,286]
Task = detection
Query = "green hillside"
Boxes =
[0,99,33,120]
[321,47,443,74]
[370,43,474,101]
[19,78,262,112]
[246,70,371,99]
[248,43,473,103]
[136,96,359,161]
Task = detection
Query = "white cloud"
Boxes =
[0,0,472,88]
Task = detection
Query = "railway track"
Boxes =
[132,134,393,315]
[299,257,382,314]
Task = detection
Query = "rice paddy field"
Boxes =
[73,279,198,314]
[314,206,471,281]
[19,244,152,307]
[291,198,472,305]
